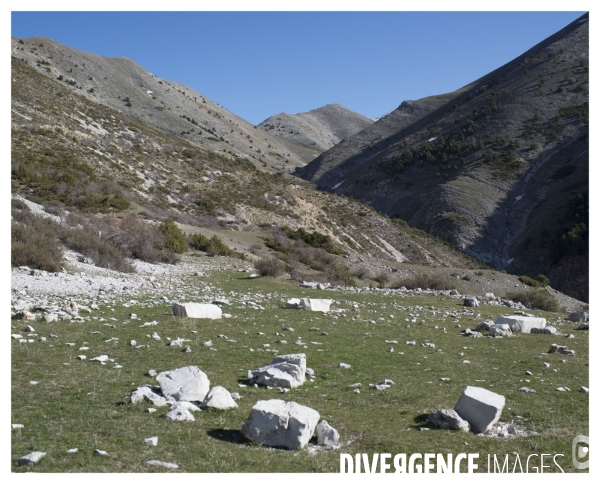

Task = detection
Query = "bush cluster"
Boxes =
[190,233,232,257]
[390,272,455,291]
[505,288,560,312]
[255,256,286,277]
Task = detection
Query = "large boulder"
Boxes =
[494,315,546,333]
[463,297,479,307]
[203,386,238,410]
[454,386,505,434]
[172,303,222,319]
[249,354,306,388]
[241,399,320,449]
[301,298,332,312]
[428,409,470,432]
[569,311,588,323]
[157,366,210,402]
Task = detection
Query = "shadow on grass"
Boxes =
[207,428,247,444]
[412,413,431,429]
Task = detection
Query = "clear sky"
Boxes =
[11,10,587,125]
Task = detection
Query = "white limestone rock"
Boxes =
[286,298,302,309]
[473,321,492,332]
[90,355,109,362]
[172,302,222,319]
[494,315,546,333]
[316,420,340,446]
[157,366,210,402]
[203,386,238,410]
[43,313,58,323]
[454,386,505,434]
[18,451,46,465]
[463,297,479,307]
[249,353,306,388]
[301,298,333,312]
[147,460,178,469]
[129,386,167,406]
[428,409,470,431]
[166,403,195,421]
[143,436,158,446]
[241,399,320,450]
[489,324,513,337]
[531,326,558,334]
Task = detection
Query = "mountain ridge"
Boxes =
[258,103,373,153]
[296,13,589,301]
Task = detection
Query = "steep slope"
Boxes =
[11,35,314,171]
[11,54,492,281]
[258,103,373,153]
[297,14,589,301]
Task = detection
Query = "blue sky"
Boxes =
[11,10,586,125]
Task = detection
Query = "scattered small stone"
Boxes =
[339,363,351,369]
[94,449,108,456]
[67,448,78,453]
[143,436,158,446]
[147,460,178,469]
[580,386,589,393]
[519,387,536,393]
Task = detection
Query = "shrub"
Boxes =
[536,274,550,287]
[505,288,560,312]
[391,272,455,291]
[518,275,540,287]
[373,271,391,288]
[255,256,286,277]
[324,261,356,286]
[106,215,176,264]
[59,226,134,273]
[190,233,210,251]
[206,235,231,257]
[11,217,63,272]
[159,218,187,254]
[354,266,371,280]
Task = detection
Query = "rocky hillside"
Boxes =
[11,35,319,170]
[11,52,491,284]
[296,14,589,301]
[258,104,373,153]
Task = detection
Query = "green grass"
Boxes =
[11,269,588,472]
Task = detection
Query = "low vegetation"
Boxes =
[504,287,560,312]
[255,256,286,277]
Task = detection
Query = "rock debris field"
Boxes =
[11,254,589,472]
